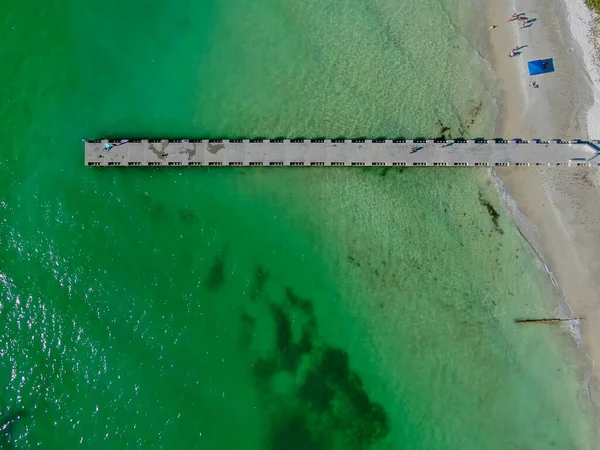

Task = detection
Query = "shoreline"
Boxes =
[491,167,600,410]
[482,0,600,427]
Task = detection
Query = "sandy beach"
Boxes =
[484,0,591,139]
[483,0,600,413]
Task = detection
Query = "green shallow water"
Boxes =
[0,0,598,448]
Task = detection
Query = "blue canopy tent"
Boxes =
[527,58,555,76]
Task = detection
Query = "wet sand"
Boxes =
[495,168,600,406]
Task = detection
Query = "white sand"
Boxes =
[482,0,600,414]
[484,0,592,139]
[562,0,600,137]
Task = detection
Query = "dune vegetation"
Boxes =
[587,0,600,13]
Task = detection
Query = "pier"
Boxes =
[84,139,600,167]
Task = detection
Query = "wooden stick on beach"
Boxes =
[515,318,582,324]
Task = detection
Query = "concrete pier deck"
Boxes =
[84,139,600,167]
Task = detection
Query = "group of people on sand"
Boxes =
[509,12,532,28]
[490,12,541,88]
[490,13,548,88]
[506,12,540,88]
[498,12,533,57]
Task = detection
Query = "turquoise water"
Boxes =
[0,0,597,448]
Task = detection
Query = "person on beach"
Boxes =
[529,81,538,88]
[508,51,516,58]
[520,19,532,29]
[509,13,517,21]
[490,24,497,30]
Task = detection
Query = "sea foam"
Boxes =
[489,169,584,342]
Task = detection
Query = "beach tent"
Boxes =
[527,58,555,76]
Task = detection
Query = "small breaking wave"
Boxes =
[490,168,599,411]
[489,169,560,288]
[490,169,574,325]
